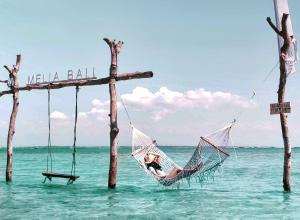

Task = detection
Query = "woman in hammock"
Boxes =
[144,153,202,179]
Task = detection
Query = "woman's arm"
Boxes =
[148,166,166,178]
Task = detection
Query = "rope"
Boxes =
[118,95,142,159]
[119,95,146,157]
[201,61,277,162]
[262,61,279,82]
[70,86,79,177]
[119,95,133,127]
[233,60,279,123]
[47,88,53,172]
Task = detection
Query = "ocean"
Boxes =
[0,147,299,219]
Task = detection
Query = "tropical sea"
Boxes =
[0,146,299,220]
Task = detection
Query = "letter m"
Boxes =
[28,75,35,84]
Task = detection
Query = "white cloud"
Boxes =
[51,86,257,122]
[121,86,257,120]
[78,99,110,121]
[50,111,68,120]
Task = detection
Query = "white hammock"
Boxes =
[131,122,233,186]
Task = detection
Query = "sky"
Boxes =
[0,0,300,147]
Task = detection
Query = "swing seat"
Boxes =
[43,87,80,184]
[42,172,80,181]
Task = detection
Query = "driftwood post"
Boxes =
[104,38,123,188]
[267,14,292,192]
[3,54,21,182]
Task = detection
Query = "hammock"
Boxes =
[131,122,234,186]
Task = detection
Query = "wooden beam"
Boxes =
[0,71,153,97]
[4,54,21,182]
[27,77,97,86]
[267,13,292,192]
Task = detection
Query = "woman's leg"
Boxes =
[166,167,182,179]
[182,162,203,174]
[165,163,203,179]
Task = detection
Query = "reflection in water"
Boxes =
[282,191,291,203]
[107,191,119,208]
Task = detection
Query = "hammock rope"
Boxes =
[120,96,133,126]
[131,123,233,186]
[119,95,233,186]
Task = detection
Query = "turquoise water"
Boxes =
[0,147,300,219]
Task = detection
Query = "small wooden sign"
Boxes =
[270,102,291,114]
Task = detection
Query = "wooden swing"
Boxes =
[42,86,80,184]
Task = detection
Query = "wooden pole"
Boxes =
[3,54,21,182]
[104,38,123,189]
[267,14,292,192]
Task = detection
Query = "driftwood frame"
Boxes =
[1,39,153,188]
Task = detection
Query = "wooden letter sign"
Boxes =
[270,102,291,115]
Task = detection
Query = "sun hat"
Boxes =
[144,153,157,164]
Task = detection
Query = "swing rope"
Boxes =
[70,86,79,177]
[43,86,80,184]
[234,60,279,122]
